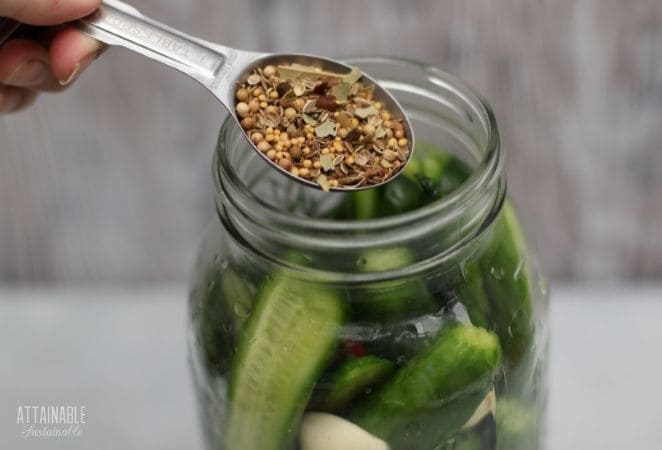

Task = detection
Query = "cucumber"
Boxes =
[225,274,345,450]
[453,263,492,330]
[496,398,538,450]
[412,142,471,200]
[197,267,254,374]
[353,247,436,320]
[352,189,381,220]
[452,433,483,450]
[220,267,254,331]
[353,323,502,449]
[324,356,395,412]
[479,200,534,371]
[380,174,424,216]
[341,313,445,365]
[438,157,472,197]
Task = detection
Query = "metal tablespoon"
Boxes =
[0,0,414,191]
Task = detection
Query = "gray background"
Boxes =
[1,0,661,285]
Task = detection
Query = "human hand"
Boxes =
[0,0,104,113]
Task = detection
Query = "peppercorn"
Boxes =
[279,158,292,171]
[289,145,302,159]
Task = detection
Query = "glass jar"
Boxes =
[188,58,548,450]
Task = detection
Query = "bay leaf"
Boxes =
[315,120,337,138]
[317,175,330,192]
[320,154,335,171]
[354,105,379,119]
[302,114,318,126]
[330,83,351,102]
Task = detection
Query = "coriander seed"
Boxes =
[284,107,297,121]
[236,88,249,102]
[257,141,271,152]
[263,65,277,78]
[236,102,249,118]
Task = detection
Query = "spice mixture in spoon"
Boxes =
[235,64,410,191]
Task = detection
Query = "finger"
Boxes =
[49,28,103,85]
[0,85,38,113]
[0,39,56,88]
[0,0,101,26]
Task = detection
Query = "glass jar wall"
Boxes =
[188,58,548,450]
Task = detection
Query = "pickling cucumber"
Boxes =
[410,143,471,201]
[452,263,492,330]
[479,200,534,371]
[353,323,502,449]
[197,267,254,374]
[341,312,445,365]
[353,189,381,220]
[353,247,436,320]
[380,174,424,216]
[323,356,395,412]
[496,397,538,450]
[225,274,345,450]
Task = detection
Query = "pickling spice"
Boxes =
[234,64,410,191]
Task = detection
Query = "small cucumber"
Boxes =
[453,263,492,330]
[438,157,472,197]
[496,398,539,450]
[323,356,395,412]
[197,267,254,374]
[220,267,254,331]
[353,247,436,320]
[352,189,381,220]
[412,142,471,201]
[341,313,445,365]
[380,174,424,216]
[225,274,345,450]
[479,200,534,371]
[353,323,502,449]
[451,433,483,450]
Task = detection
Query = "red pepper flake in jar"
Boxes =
[235,63,410,191]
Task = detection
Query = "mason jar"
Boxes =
[188,58,548,450]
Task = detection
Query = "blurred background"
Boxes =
[1,0,661,285]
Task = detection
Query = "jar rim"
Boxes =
[214,57,505,278]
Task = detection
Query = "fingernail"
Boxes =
[59,51,98,86]
[4,59,51,87]
[1,89,23,113]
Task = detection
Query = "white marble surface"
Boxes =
[0,284,660,449]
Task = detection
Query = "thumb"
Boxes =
[0,0,101,26]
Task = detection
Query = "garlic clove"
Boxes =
[300,412,390,450]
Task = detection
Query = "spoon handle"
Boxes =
[78,0,229,89]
